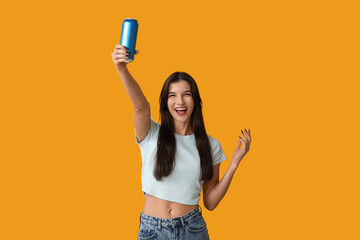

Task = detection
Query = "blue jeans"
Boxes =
[138,205,210,240]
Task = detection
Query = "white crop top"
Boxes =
[135,119,227,205]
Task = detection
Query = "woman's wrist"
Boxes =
[116,63,128,73]
[230,161,239,171]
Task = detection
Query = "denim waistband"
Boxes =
[140,205,203,229]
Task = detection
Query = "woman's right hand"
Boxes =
[111,44,139,70]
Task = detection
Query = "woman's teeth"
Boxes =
[176,108,187,115]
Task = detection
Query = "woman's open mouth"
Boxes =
[175,108,187,115]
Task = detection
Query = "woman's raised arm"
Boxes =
[111,44,150,143]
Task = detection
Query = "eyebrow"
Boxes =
[168,91,191,94]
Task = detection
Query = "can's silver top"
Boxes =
[124,18,137,21]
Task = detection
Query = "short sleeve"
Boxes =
[211,138,227,166]
[135,119,160,146]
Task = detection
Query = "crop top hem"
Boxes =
[142,188,200,206]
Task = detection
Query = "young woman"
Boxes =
[111,44,251,240]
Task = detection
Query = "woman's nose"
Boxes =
[177,96,184,104]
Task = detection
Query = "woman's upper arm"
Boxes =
[134,101,151,144]
[203,163,220,209]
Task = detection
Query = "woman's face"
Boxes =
[167,80,194,125]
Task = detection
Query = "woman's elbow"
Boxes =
[205,206,215,211]
[204,202,216,211]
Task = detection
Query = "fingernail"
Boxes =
[241,130,244,134]
[124,46,129,50]
[126,54,130,57]
[126,51,131,54]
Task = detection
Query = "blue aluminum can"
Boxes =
[120,18,138,63]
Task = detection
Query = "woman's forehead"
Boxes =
[168,80,191,92]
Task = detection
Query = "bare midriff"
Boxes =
[143,193,198,219]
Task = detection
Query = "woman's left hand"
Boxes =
[232,129,251,167]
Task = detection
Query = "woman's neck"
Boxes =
[173,120,193,136]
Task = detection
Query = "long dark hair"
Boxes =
[154,72,213,181]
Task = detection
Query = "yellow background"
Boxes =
[1,0,359,239]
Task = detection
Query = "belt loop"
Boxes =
[157,218,161,230]
[198,204,202,213]
[180,217,185,227]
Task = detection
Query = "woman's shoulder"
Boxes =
[207,134,222,146]
[150,118,161,128]
[136,118,160,146]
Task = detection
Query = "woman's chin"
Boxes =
[172,116,190,123]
